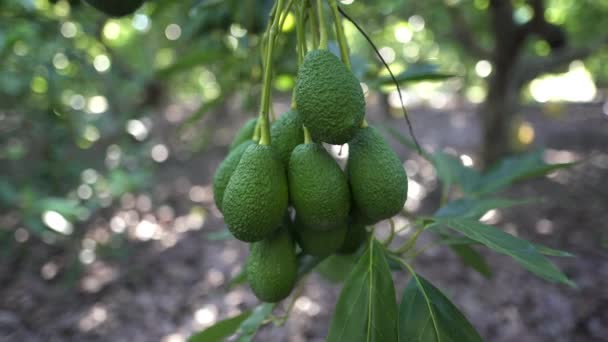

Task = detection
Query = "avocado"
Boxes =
[222,144,288,242]
[270,110,304,166]
[294,49,365,144]
[347,126,408,223]
[293,216,347,256]
[246,226,297,302]
[84,0,145,17]
[212,140,254,213]
[288,143,350,230]
[337,218,369,254]
[229,118,258,151]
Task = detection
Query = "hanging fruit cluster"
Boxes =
[212,0,408,303]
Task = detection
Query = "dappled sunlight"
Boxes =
[535,219,555,235]
[41,261,59,280]
[42,210,73,235]
[529,61,597,103]
[516,121,535,146]
[193,304,218,328]
[460,154,474,167]
[295,296,321,316]
[543,149,580,164]
[79,304,109,332]
[407,179,427,201]
[480,209,502,225]
[81,262,118,293]
[206,268,225,288]
[162,333,186,342]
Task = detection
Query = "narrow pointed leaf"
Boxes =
[236,303,275,342]
[449,244,493,278]
[327,239,398,342]
[434,198,533,220]
[476,151,576,195]
[189,310,252,342]
[534,244,575,257]
[399,271,482,342]
[440,218,574,286]
[429,152,481,195]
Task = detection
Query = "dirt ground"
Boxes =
[1,99,607,342]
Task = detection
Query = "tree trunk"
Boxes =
[479,62,519,168]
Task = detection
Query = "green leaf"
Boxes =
[429,152,480,195]
[316,254,359,283]
[475,151,576,195]
[236,303,275,342]
[398,269,483,342]
[189,310,252,342]
[439,218,574,286]
[534,244,575,258]
[327,239,398,342]
[227,269,247,289]
[449,244,492,278]
[434,198,533,220]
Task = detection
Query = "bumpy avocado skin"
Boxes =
[230,118,258,151]
[348,126,408,223]
[294,50,365,145]
[288,143,350,230]
[270,110,304,166]
[337,219,369,254]
[84,0,145,17]
[246,226,297,302]
[294,216,347,256]
[212,140,254,213]
[223,144,288,242]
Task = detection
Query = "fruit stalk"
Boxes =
[258,0,285,145]
[328,0,351,69]
[316,0,328,49]
[308,0,320,49]
[303,126,312,144]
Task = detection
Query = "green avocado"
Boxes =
[229,118,258,151]
[294,49,365,144]
[246,226,297,302]
[270,109,304,166]
[337,218,369,254]
[84,0,145,17]
[222,144,288,242]
[348,126,408,223]
[293,216,347,256]
[288,143,350,230]
[212,140,254,213]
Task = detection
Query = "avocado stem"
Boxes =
[253,118,261,142]
[303,126,312,144]
[328,0,351,69]
[259,0,285,145]
[295,1,306,66]
[316,0,328,49]
[308,0,320,49]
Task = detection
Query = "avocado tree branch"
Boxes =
[522,0,566,48]
[516,41,608,86]
[445,5,491,59]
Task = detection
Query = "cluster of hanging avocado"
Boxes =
[212,49,408,303]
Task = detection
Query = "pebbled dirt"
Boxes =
[1,99,607,342]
